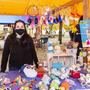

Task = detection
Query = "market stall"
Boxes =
[0,63,90,90]
[1,0,90,90]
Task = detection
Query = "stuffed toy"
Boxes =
[0,88,3,90]
[60,67,70,80]
[70,64,81,71]
[51,66,70,80]
[60,73,69,80]
[60,45,67,53]
[42,74,51,85]
[36,62,46,78]
[65,78,76,86]
[87,64,90,73]
[50,79,61,90]
[54,45,61,51]
[21,78,28,84]
[1,77,10,85]
[36,81,48,90]
[50,74,60,80]
[0,73,7,85]
[13,75,23,85]
[85,74,90,87]
[19,86,30,90]
[0,87,11,90]
[78,74,86,86]
[52,62,63,70]
[51,68,61,77]
[38,61,48,67]
[60,81,70,90]
[79,74,90,87]
[70,70,80,78]
[36,65,46,74]
[0,76,10,85]
[59,87,65,90]
[23,65,37,78]
[37,73,44,78]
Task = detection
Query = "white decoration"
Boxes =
[42,74,51,85]
[23,65,37,78]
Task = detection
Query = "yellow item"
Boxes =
[59,86,65,90]
[60,81,70,90]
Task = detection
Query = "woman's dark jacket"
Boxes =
[1,33,38,72]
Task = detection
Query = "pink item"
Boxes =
[37,15,40,21]
[87,40,90,45]
[30,20,35,28]
[25,15,30,21]
[49,16,53,23]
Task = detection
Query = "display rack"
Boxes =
[47,52,76,75]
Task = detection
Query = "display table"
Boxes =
[0,71,90,90]
[0,71,40,90]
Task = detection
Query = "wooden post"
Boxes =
[83,0,90,19]
[58,21,62,44]
[83,0,90,65]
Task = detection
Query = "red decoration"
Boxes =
[70,70,80,78]
[36,66,46,73]
[37,73,44,78]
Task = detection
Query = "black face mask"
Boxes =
[15,29,25,35]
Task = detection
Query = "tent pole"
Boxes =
[58,21,62,44]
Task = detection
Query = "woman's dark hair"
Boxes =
[13,20,27,33]
[14,20,26,29]
[11,20,28,37]
[10,20,30,46]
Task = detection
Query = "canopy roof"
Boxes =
[0,0,82,15]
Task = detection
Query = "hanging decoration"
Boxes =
[27,16,33,25]
[58,15,62,22]
[48,15,53,25]
[25,15,30,21]
[29,19,35,29]
[34,17,38,25]
[27,5,39,16]
[53,17,58,24]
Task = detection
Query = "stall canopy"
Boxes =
[0,0,83,16]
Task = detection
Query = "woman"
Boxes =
[75,16,83,59]
[1,20,38,72]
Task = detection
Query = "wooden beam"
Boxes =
[52,0,82,13]
[83,0,90,19]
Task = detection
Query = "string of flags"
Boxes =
[26,15,62,26]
